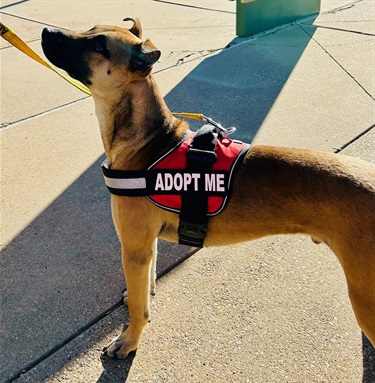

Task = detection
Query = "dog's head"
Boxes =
[41,18,160,93]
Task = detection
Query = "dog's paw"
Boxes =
[102,332,137,359]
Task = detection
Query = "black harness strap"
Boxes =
[178,125,218,247]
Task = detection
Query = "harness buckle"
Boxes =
[187,147,217,163]
[178,219,207,248]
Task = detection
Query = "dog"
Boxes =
[41,18,375,358]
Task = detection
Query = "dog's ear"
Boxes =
[130,39,161,74]
[123,17,142,39]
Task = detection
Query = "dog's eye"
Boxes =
[89,37,110,59]
[95,40,105,52]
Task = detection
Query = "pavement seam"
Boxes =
[4,300,123,383]
[0,10,64,30]
[297,21,375,152]
[151,0,235,15]
[154,49,222,74]
[0,0,29,11]
[5,248,199,383]
[298,23,375,102]
[299,23,375,37]
[322,0,364,14]
[333,123,375,153]
[0,97,89,131]
[0,10,235,34]
[0,49,219,131]
[0,36,41,51]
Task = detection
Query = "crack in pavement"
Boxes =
[299,23,375,37]
[298,24,375,102]
[333,123,375,153]
[151,0,235,15]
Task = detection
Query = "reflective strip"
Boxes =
[104,176,146,190]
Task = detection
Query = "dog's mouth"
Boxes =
[41,28,92,85]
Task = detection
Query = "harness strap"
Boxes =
[102,163,148,196]
[178,125,218,247]
[102,161,230,197]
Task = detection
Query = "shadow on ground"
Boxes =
[363,333,375,383]
[1,19,374,383]
[98,351,136,383]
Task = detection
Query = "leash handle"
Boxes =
[171,112,205,121]
[0,22,92,95]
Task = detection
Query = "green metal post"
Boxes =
[237,0,321,37]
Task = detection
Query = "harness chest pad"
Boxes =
[147,131,249,216]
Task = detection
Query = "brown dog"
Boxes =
[41,18,375,358]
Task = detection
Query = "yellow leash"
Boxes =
[0,22,222,125]
[0,22,91,95]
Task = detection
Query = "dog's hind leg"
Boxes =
[343,248,375,346]
[334,234,375,346]
[348,284,375,345]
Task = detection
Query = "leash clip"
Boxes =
[202,115,237,138]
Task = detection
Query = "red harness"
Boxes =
[102,126,250,246]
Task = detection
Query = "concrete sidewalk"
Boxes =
[1,0,374,382]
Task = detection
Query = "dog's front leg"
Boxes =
[150,239,157,296]
[106,244,153,359]
[122,238,157,305]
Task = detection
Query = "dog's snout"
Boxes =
[41,27,54,42]
[41,26,91,86]
[41,27,64,43]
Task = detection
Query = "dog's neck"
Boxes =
[93,74,188,170]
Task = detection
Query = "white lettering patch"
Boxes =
[154,172,226,193]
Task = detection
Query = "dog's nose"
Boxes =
[41,27,63,43]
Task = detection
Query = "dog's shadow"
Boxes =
[363,333,375,382]
[98,353,136,383]
[98,332,137,383]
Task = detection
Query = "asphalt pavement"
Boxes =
[1,1,374,382]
